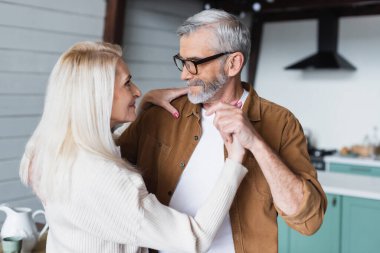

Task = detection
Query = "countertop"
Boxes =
[318,170,380,200]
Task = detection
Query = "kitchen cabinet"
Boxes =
[279,194,380,253]
[278,194,341,253]
[278,215,289,252]
[341,196,380,253]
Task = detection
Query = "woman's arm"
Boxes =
[136,158,247,252]
[112,87,187,138]
[137,87,188,118]
[68,152,246,252]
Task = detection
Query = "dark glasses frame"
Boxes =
[173,52,233,75]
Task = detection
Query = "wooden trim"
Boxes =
[103,0,127,45]
[261,0,380,13]
[248,15,263,87]
[262,2,380,22]
[216,0,380,17]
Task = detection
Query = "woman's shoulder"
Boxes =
[76,149,116,170]
[75,149,144,187]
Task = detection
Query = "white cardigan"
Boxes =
[44,149,247,253]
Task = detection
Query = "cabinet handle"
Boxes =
[332,197,337,207]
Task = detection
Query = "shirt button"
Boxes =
[168,191,173,196]
[194,135,199,141]
[180,162,185,168]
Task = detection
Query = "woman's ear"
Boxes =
[226,52,244,77]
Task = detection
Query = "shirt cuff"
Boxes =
[276,178,322,224]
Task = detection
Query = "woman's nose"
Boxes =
[132,83,141,97]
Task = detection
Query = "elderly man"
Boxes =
[118,9,326,253]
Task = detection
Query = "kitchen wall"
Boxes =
[121,0,251,96]
[4,0,374,225]
[121,0,203,96]
[0,0,106,223]
[255,15,380,150]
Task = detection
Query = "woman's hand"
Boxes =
[206,101,257,151]
[225,134,245,163]
[205,100,246,163]
[138,87,188,118]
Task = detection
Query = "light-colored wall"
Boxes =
[255,15,380,149]
[0,0,106,223]
[121,0,251,96]
[121,0,203,96]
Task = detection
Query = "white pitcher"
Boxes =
[0,204,48,253]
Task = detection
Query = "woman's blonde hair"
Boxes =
[20,41,127,200]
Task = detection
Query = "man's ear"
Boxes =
[226,52,244,77]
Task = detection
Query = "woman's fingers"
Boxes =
[213,111,239,145]
[169,87,188,100]
[164,87,187,118]
[141,87,188,118]
[161,102,180,119]
[221,132,232,143]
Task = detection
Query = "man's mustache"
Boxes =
[187,79,205,87]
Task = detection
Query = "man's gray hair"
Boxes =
[177,9,251,66]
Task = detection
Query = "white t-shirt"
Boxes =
[161,89,249,253]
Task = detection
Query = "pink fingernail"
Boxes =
[173,112,179,119]
[237,101,243,108]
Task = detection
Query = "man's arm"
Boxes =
[207,102,327,235]
[247,133,304,215]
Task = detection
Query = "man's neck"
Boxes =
[203,79,244,110]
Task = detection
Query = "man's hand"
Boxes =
[206,101,304,216]
[205,101,258,151]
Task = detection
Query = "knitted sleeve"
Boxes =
[68,158,246,252]
[135,159,247,252]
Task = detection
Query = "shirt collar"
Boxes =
[241,82,261,122]
[182,82,261,122]
[184,100,201,119]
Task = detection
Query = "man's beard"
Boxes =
[187,70,228,104]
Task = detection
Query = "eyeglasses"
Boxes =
[173,52,232,75]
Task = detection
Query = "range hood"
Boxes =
[285,12,356,70]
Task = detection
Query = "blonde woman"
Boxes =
[19,41,247,253]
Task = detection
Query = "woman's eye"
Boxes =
[124,75,132,88]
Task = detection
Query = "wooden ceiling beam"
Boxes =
[103,0,127,45]
[214,0,380,18]
[260,0,380,13]
[262,2,380,22]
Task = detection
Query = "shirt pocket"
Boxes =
[138,134,172,192]
[144,133,171,155]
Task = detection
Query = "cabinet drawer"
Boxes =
[329,163,380,177]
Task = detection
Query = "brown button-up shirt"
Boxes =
[118,83,327,253]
